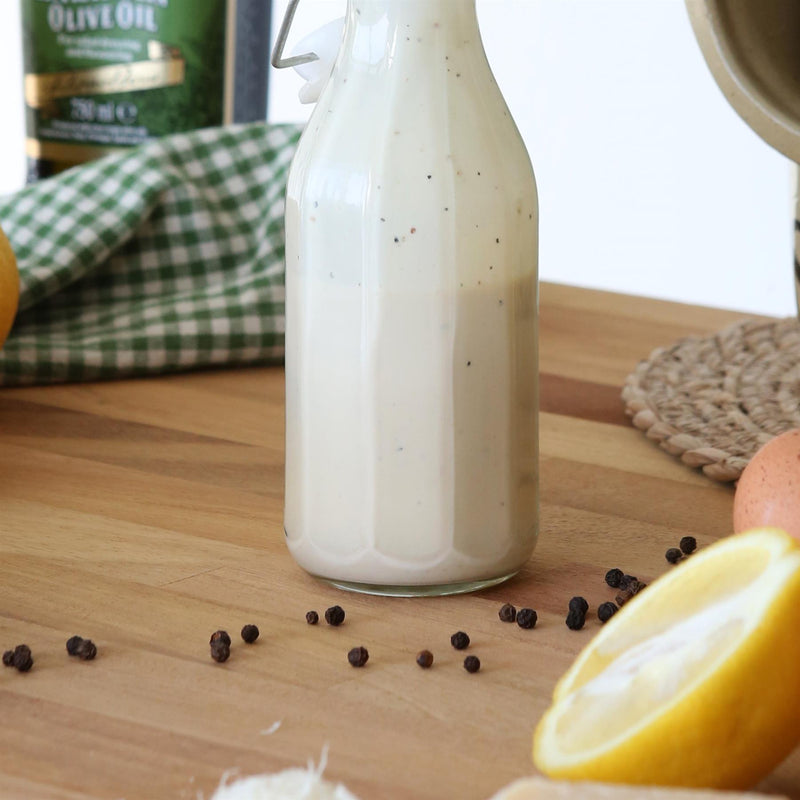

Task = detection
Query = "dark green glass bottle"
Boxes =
[21,0,271,181]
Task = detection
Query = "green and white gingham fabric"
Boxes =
[0,121,303,385]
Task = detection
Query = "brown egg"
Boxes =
[734,429,800,540]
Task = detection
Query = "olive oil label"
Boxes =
[22,0,231,160]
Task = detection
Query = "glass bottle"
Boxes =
[283,0,539,596]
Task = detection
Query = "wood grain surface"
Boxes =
[0,282,795,800]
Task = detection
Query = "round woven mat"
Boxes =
[622,316,800,483]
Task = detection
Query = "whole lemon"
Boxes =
[0,224,19,349]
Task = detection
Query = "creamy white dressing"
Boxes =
[283,0,538,591]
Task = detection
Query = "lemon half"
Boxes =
[533,528,800,789]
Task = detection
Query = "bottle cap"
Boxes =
[291,18,344,104]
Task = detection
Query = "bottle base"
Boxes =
[312,570,521,598]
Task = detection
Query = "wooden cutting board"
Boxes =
[0,282,795,800]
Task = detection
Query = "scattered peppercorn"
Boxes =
[615,591,631,607]
[569,596,589,614]
[604,568,624,588]
[416,650,434,668]
[306,611,319,625]
[618,575,638,590]
[463,655,481,673]
[680,536,697,555]
[566,608,586,630]
[516,608,537,629]
[598,602,618,623]
[666,547,683,564]
[66,635,84,656]
[615,581,645,606]
[450,631,470,650]
[347,646,369,667]
[498,603,517,623]
[566,598,588,630]
[325,605,346,626]
[210,641,230,663]
[12,644,33,672]
[210,630,231,647]
[76,640,97,661]
[2,650,13,667]
[241,624,260,644]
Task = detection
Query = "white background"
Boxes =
[1,0,795,316]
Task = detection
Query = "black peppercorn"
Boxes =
[566,609,586,630]
[569,596,589,614]
[210,641,230,663]
[13,644,33,672]
[615,580,645,605]
[598,602,618,623]
[2,650,13,667]
[66,635,84,656]
[306,611,319,625]
[666,547,683,564]
[618,575,638,591]
[516,608,537,629]
[680,536,697,555]
[325,605,346,626]
[210,630,231,647]
[450,631,470,650]
[566,598,588,630]
[416,650,434,668]
[241,624,259,644]
[347,646,369,667]
[498,603,517,623]
[77,640,97,661]
[604,568,624,588]
[463,655,481,673]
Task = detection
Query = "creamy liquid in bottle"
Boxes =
[283,0,539,594]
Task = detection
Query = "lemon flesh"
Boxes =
[534,528,800,789]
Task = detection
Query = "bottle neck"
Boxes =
[346,0,477,20]
[342,0,480,66]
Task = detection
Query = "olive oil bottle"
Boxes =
[21,0,271,181]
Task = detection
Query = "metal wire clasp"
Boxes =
[271,0,320,69]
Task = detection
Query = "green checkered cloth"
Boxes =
[0,121,302,385]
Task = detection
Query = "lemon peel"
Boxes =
[0,224,19,349]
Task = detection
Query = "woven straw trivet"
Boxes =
[622,317,800,483]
